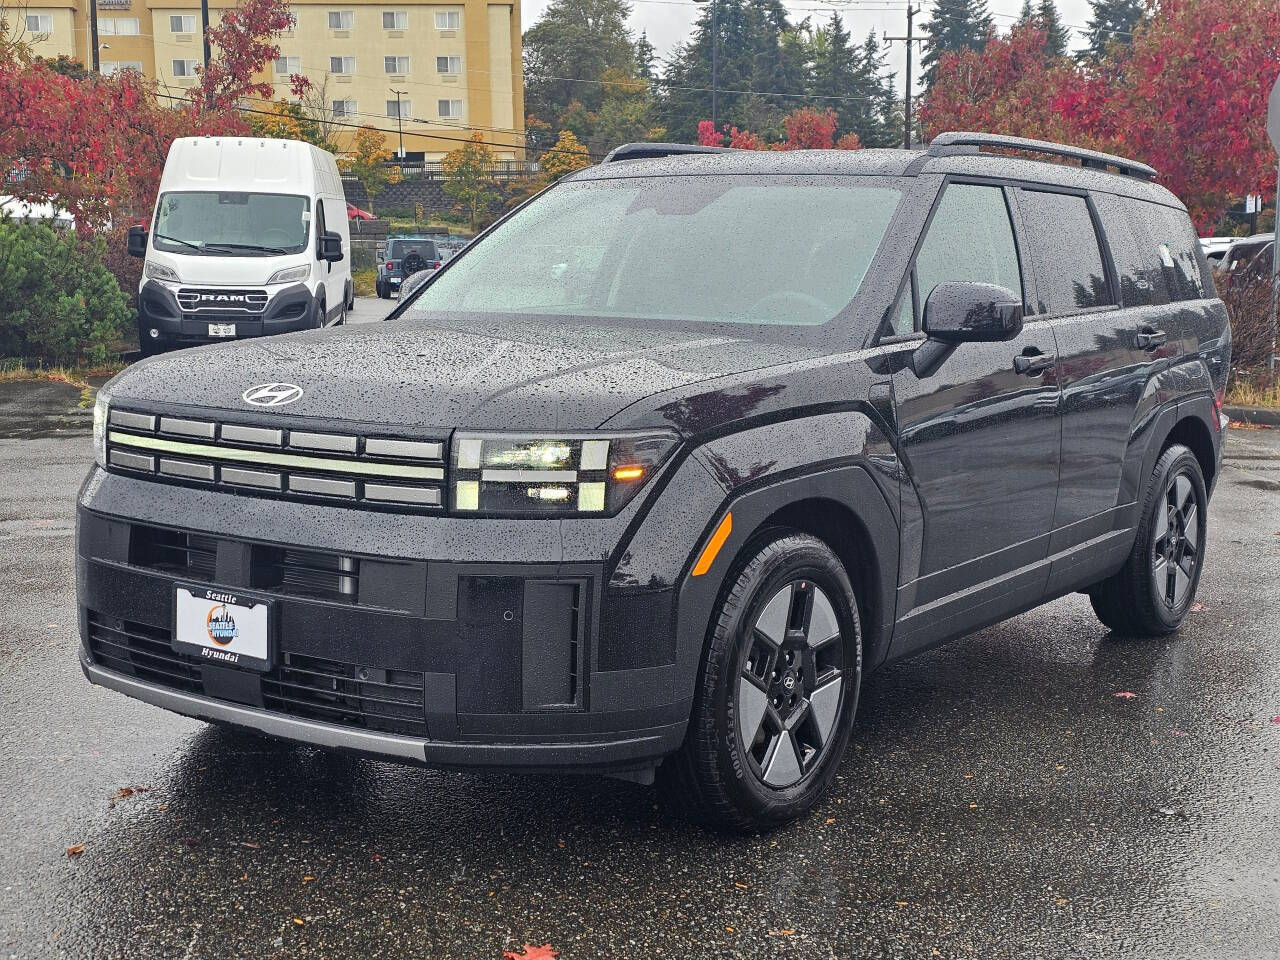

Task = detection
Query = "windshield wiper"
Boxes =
[154,233,203,251]
[205,241,291,254]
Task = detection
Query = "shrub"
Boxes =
[0,218,133,365]
[1218,273,1277,388]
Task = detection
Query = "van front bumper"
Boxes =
[138,280,319,347]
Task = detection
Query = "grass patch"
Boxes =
[1227,378,1280,408]
[0,359,127,404]
[352,267,377,298]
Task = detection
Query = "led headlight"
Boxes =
[92,392,110,468]
[451,431,678,516]
[144,261,180,283]
[266,264,311,285]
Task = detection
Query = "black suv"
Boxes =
[376,237,442,298]
[78,134,1230,831]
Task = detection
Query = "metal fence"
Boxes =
[342,159,539,183]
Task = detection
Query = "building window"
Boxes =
[436,55,461,74]
[274,55,301,75]
[170,15,196,33]
[438,99,463,119]
[382,10,407,29]
[172,59,199,77]
[332,99,357,118]
[327,10,354,29]
[434,10,460,29]
[26,14,53,33]
[100,18,140,35]
[384,55,409,75]
[329,56,356,75]
[386,99,411,119]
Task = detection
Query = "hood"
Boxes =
[106,315,819,433]
[148,250,309,286]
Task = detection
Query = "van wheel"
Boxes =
[315,297,326,329]
[1089,443,1208,636]
[659,531,861,832]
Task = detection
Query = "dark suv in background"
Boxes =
[78,134,1229,831]
[376,237,443,298]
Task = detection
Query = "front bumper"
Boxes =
[138,281,319,347]
[74,458,726,772]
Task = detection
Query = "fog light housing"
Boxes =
[149,328,159,338]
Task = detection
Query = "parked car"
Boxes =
[376,237,442,298]
[1218,233,1274,277]
[81,134,1229,831]
[126,137,352,356]
[1199,236,1234,265]
[346,202,375,221]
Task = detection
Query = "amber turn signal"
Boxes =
[612,464,645,482]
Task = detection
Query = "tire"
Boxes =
[1089,443,1208,636]
[315,298,326,329]
[659,530,862,832]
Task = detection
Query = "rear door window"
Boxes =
[1016,190,1114,315]
[914,183,1023,324]
[1094,194,1162,307]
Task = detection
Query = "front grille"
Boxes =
[105,409,445,510]
[252,545,358,603]
[176,288,269,315]
[87,612,204,693]
[263,653,428,736]
[130,524,217,579]
[87,612,428,737]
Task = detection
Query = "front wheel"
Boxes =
[1089,443,1208,636]
[659,531,862,832]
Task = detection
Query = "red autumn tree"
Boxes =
[195,0,309,110]
[922,0,1280,230]
[697,108,857,152]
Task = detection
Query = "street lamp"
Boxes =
[692,0,718,130]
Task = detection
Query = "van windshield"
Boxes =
[152,192,311,256]
[403,175,903,328]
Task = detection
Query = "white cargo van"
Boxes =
[127,137,352,355]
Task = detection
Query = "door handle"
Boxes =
[1014,352,1055,376]
[1136,326,1168,351]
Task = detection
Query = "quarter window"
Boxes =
[382,10,408,29]
[434,10,460,29]
[328,10,354,29]
[1016,190,1113,314]
[170,15,196,33]
[436,55,462,74]
[1139,203,1208,301]
[914,183,1022,323]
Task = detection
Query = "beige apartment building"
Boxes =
[13,0,524,158]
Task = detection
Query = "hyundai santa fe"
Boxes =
[78,134,1231,831]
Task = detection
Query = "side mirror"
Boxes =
[319,230,344,263]
[922,281,1024,344]
[127,225,148,258]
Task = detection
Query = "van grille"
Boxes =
[86,612,429,737]
[176,288,269,315]
[105,408,445,511]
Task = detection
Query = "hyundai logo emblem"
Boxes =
[242,383,303,407]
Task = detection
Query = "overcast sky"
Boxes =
[520,0,1099,96]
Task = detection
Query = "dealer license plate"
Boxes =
[173,585,272,671]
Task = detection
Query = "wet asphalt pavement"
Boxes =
[1,377,1279,960]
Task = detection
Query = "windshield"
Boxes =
[404,175,903,328]
[152,192,311,256]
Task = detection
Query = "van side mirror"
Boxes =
[127,226,148,258]
[319,230,344,263]
[922,281,1023,344]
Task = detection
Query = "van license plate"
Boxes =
[208,323,236,337]
[173,586,272,671]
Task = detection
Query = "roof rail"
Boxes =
[927,132,1157,181]
[600,142,733,164]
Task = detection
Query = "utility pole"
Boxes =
[200,0,212,72]
[89,0,100,73]
[885,4,927,149]
[390,88,407,159]
[693,0,719,129]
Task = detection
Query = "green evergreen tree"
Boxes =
[920,0,994,88]
[523,0,638,125]
[1079,0,1147,62]
[1015,0,1035,26]
[1038,0,1069,57]
[811,12,858,132]
[635,31,656,83]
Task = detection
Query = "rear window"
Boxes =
[1015,190,1113,315]
[404,175,904,329]
[388,239,439,260]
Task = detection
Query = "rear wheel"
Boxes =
[660,531,861,832]
[1089,443,1208,636]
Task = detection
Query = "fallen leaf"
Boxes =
[1170,728,1189,737]
[733,882,747,890]
[767,929,795,937]
[240,842,260,849]
[1055,764,1065,771]
[503,947,558,960]
[65,843,85,858]
[895,900,909,907]
[1271,716,1280,724]
[1191,603,1207,612]
[302,876,315,884]
[825,817,836,824]
[724,927,735,934]
[1054,896,1069,906]
[968,802,978,809]
[293,917,305,927]
[370,852,383,862]
[1114,691,1139,700]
